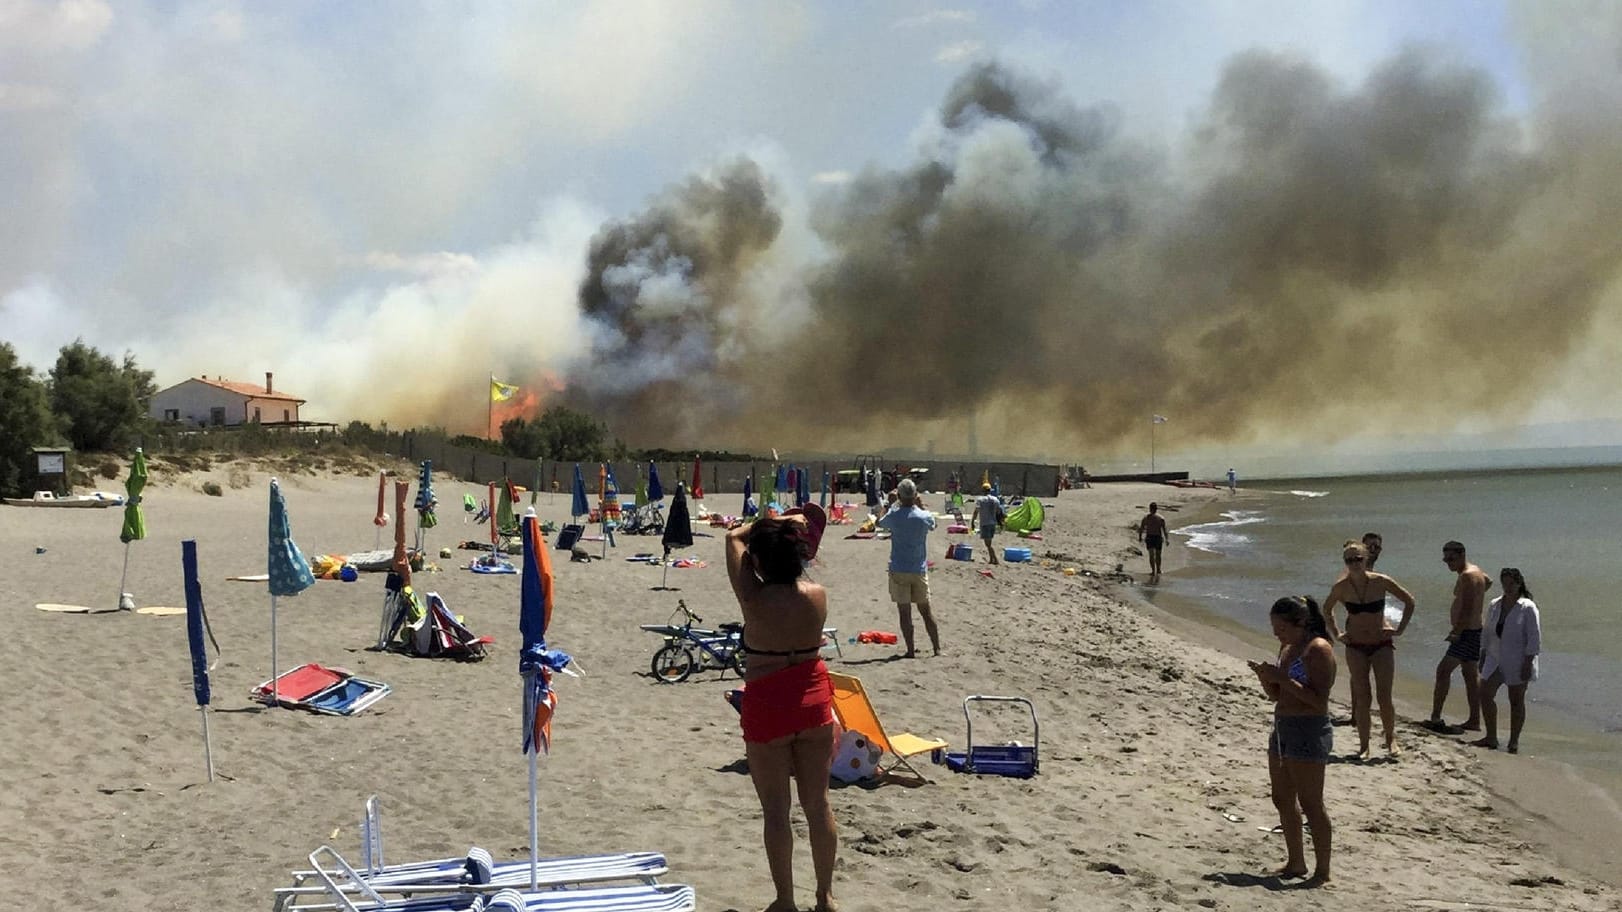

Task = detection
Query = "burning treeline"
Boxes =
[549,50,1622,455]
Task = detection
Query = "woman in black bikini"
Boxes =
[1323,541,1416,758]
[1249,595,1337,886]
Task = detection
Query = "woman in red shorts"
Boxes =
[726,508,837,912]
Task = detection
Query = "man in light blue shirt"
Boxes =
[876,478,941,657]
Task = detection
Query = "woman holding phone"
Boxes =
[1250,595,1337,887]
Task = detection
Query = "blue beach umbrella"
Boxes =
[415,460,438,528]
[742,474,756,518]
[570,464,589,521]
[775,464,788,500]
[865,469,880,508]
[820,469,829,509]
[647,461,664,503]
[519,512,573,888]
[797,466,811,507]
[182,539,219,782]
[657,483,695,589]
[267,479,316,705]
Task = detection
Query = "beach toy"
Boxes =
[947,543,973,561]
[1003,546,1032,563]
[339,565,359,582]
[1063,567,1078,576]
[855,630,898,645]
[937,695,1040,778]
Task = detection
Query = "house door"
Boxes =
[210,407,226,426]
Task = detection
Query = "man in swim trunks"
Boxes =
[1424,541,1491,733]
[1138,502,1169,579]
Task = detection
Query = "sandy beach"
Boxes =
[2,468,1617,911]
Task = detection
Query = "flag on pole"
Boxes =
[492,377,520,402]
[1152,414,1168,424]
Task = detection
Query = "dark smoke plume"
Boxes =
[568,52,1622,456]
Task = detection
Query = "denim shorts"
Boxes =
[1269,715,1333,763]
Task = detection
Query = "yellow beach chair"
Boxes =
[827,672,947,782]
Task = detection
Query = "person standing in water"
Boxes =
[1138,502,1169,579]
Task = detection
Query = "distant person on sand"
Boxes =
[975,482,1004,565]
[1227,467,1237,494]
[1424,541,1492,734]
[1249,595,1336,886]
[725,511,838,912]
[877,478,940,657]
[1138,502,1169,579]
[1474,567,1542,754]
[1324,541,1416,757]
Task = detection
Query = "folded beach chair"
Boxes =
[275,797,670,911]
[253,664,391,715]
[827,672,947,782]
[294,846,694,912]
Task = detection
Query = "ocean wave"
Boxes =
[1290,490,1330,498]
[1178,510,1266,554]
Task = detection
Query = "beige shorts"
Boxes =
[888,571,930,604]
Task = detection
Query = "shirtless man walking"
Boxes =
[1423,541,1491,733]
[1138,502,1169,580]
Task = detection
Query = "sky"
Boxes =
[5,0,1622,468]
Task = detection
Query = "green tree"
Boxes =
[501,405,608,462]
[47,340,155,452]
[0,343,61,496]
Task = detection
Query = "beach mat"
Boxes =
[135,606,185,616]
[35,603,117,614]
[227,573,270,582]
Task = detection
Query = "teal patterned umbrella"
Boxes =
[267,479,315,704]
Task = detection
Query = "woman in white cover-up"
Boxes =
[1472,567,1542,754]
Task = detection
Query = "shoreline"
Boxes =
[1141,490,1622,889]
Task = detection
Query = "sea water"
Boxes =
[1150,465,1622,757]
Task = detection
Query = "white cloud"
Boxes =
[893,9,975,29]
[936,40,985,63]
[811,170,853,184]
[0,0,113,54]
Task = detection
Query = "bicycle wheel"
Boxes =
[650,643,697,683]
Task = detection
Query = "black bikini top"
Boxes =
[1345,599,1385,615]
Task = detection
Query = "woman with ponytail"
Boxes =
[1248,595,1337,886]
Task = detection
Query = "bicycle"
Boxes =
[639,600,747,683]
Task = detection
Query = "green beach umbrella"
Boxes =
[117,447,148,609]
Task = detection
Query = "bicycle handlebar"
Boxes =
[677,599,702,624]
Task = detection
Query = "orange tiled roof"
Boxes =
[194,377,306,403]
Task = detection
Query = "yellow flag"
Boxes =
[491,378,519,402]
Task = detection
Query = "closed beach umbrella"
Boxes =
[519,511,573,888]
[570,464,589,522]
[372,471,389,551]
[820,469,829,509]
[658,483,695,589]
[633,465,648,509]
[182,539,218,782]
[865,469,880,508]
[691,456,704,500]
[798,466,811,506]
[117,447,148,609]
[775,464,787,500]
[742,474,756,518]
[267,479,316,705]
[647,461,664,502]
[415,460,437,529]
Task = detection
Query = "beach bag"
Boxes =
[831,729,882,782]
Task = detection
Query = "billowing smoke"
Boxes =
[567,50,1622,455]
[569,159,784,440]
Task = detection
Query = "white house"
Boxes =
[150,372,307,427]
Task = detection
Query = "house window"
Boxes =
[163,409,179,422]
[210,407,226,426]
[253,407,261,423]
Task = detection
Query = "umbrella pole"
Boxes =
[200,705,215,783]
[270,595,279,706]
[118,543,131,610]
[529,749,539,890]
